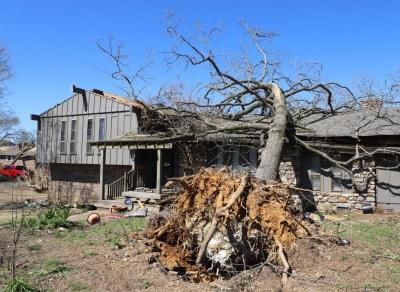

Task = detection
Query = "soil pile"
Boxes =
[146,167,315,282]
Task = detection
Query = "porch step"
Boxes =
[93,198,128,210]
[122,190,174,200]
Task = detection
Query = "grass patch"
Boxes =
[29,259,73,277]
[83,252,98,259]
[364,282,386,291]
[66,230,88,242]
[54,231,64,239]
[26,244,42,251]
[68,281,87,291]
[323,217,400,249]
[97,217,147,248]
[3,277,41,292]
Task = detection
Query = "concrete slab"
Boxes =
[122,191,173,200]
[67,210,109,222]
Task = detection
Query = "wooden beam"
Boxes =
[99,148,106,200]
[156,149,163,195]
[71,85,85,94]
[97,143,173,149]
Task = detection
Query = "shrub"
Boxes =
[22,205,74,230]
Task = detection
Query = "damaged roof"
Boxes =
[297,107,400,138]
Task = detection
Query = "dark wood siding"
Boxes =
[37,90,139,166]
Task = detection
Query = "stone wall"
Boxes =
[314,158,376,211]
[48,163,132,203]
[279,148,301,186]
[278,149,376,211]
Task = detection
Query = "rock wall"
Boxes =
[279,150,376,211]
[279,148,301,186]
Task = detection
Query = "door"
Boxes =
[376,154,400,210]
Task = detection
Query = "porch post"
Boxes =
[156,149,163,194]
[100,148,106,200]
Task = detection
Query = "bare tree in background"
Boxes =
[0,40,14,100]
[11,129,37,145]
[97,12,400,187]
[0,40,20,144]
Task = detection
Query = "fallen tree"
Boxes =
[146,168,316,282]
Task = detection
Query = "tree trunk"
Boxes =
[255,83,287,183]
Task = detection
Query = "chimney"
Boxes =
[360,98,383,109]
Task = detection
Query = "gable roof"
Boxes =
[0,145,36,156]
[297,107,400,138]
[39,86,142,116]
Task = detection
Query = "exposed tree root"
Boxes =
[196,174,249,268]
[146,167,315,283]
[275,236,290,283]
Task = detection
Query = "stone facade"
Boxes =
[278,149,376,211]
[279,148,301,185]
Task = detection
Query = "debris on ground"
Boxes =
[145,167,319,283]
[24,199,49,208]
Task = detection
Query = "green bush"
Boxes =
[22,205,74,230]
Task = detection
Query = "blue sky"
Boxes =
[1,0,399,131]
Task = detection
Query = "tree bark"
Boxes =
[255,83,287,183]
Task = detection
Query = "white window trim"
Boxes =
[98,117,106,141]
[60,120,67,154]
[97,117,106,155]
[86,118,94,154]
[70,119,77,154]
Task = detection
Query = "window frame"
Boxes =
[310,152,321,191]
[86,118,93,154]
[330,156,342,192]
[70,119,77,154]
[308,152,343,192]
[60,120,67,154]
[98,117,105,141]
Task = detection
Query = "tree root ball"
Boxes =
[146,168,315,281]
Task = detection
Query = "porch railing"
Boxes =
[107,169,136,199]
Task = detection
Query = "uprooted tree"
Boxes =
[97,14,400,189]
[97,13,400,281]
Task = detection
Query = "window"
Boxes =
[209,145,258,174]
[310,153,321,191]
[86,119,93,154]
[98,118,105,141]
[6,155,14,161]
[249,149,258,174]
[309,152,342,192]
[60,121,66,153]
[331,164,342,192]
[232,146,239,171]
[70,119,76,154]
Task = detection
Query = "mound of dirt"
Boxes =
[146,168,317,282]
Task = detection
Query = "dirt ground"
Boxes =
[1,182,400,291]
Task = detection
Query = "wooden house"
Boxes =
[31,86,261,203]
[31,86,141,203]
[32,87,400,210]
[0,143,36,169]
